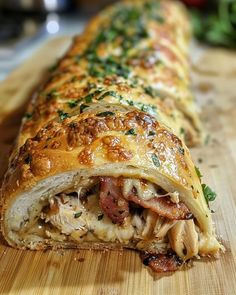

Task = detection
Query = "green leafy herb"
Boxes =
[202,184,217,204]
[48,62,58,72]
[178,147,185,155]
[140,103,157,115]
[84,89,104,103]
[97,213,104,221]
[151,153,160,167]
[180,127,185,135]
[204,134,211,145]
[57,110,70,121]
[195,166,203,179]
[126,100,134,106]
[74,212,82,218]
[98,91,122,101]
[46,89,59,101]
[75,55,81,62]
[191,1,236,48]
[24,112,33,120]
[70,76,78,82]
[96,111,115,117]
[80,104,89,113]
[125,128,137,135]
[144,86,158,98]
[68,100,78,108]
[148,131,156,136]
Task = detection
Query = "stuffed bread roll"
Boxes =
[2,102,221,271]
[1,0,221,273]
[17,0,201,150]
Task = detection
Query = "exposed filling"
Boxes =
[17,176,200,272]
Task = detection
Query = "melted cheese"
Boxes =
[38,178,202,259]
[123,179,159,200]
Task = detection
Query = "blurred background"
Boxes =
[0,0,235,80]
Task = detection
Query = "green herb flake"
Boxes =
[48,62,58,72]
[75,55,81,62]
[96,111,115,117]
[57,110,70,121]
[178,147,185,155]
[97,213,104,221]
[80,104,89,113]
[74,212,82,218]
[148,131,156,136]
[70,76,78,83]
[151,153,160,167]
[126,100,134,106]
[24,112,33,120]
[85,94,93,103]
[98,91,121,100]
[195,166,203,179]
[46,89,60,101]
[205,134,211,145]
[125,128,137,136]
[144,86,155,98]
[202,184,217,204]
[180,127,185,135]
[68,100,78,108]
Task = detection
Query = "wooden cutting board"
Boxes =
[0,37,236,295]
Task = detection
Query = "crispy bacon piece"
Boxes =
[140,251,183,273]
[99,177,129,224]
[125,193,192,220]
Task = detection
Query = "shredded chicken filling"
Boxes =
[21,177,197,259]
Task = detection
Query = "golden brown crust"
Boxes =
[1,0,220,257]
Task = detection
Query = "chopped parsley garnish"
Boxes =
[148,131,156,136]
[178,147,185,155]
[144,86,155,98]
[68,100,78,108]
[74,212,82,218]
[202,184,217,204]
[84,88,104,103]
[88,55,131,79]
[57,110,70,121]
[80,104,89,113]
[75,0,165,83]
[46,89,60,101]
[96,111,115,117]
[98,91,122,101]
[125,128,137,135]
[180,127,185,135]
[151,153,160,167]
[48,62,58,72]
[97,213,104,221]
[70,76,78,82]
[126,100,134,106]
[143,85,162,99]
[195,166,203,179]
[84,94,93,103]
[205,134,211,145]
[140,103,157,115]
[24,112,33,120]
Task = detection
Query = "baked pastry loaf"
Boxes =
[1,0,221,272]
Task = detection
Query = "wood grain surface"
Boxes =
[0,37,236,295]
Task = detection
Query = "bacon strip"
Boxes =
[140,251,183,273]
[125,193,192,220]
[99,177,192,223]
[99,177,129,224]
